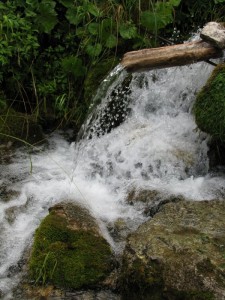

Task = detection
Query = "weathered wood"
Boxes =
[121,41,223,72]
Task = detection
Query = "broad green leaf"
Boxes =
[76,27,87,38]
[61,56,86,77]
[25,0,39,10]
[155,2,174,24]
[100,18,114,39]
[168,0,181,7]
[66,7,85,25]
[57,0,74,8]
[141,0,181,33]
[86,43,102,57]
[88,22,99,35]
[25,9,37,18]
[141,8,172,32]
[36,0,58,33]
[0,3,7,10]
[119,23,137,39]
[86,3,102,17]
[105,34,117,48]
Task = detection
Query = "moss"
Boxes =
[193,63,225,142]
[29,211,112,289]
[0,108,43,145]
[121,258,164,300]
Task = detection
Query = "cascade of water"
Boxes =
[1,61,225,298]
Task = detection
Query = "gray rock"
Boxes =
[121,200,225,299]
[200,22,225,49]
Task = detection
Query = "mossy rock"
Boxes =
[29,203,113,289]
[0,108,44,145]
[193,63,225,141]
[120,200,225,299]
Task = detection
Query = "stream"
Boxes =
[1,61,225,299]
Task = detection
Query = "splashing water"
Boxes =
[1,61,225,298]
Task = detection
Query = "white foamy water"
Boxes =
[1,61,225,298]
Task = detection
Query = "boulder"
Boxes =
[29,202,114,290]
[126,189,184,217]
[200,22,225,49]
[121,200,225,299]
[194,63,225,142]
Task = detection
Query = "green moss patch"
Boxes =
[29,210,113,289]
[194,63,225,141]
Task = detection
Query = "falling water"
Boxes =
[1,61,225,298]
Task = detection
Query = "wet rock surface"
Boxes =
[14,285,121,300]
[126,188,184,217]
[121,199,225,299]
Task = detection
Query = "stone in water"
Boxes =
[200,22,225,49]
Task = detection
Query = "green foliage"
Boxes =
[61,56,86,77]
[194,63,225,142]
[36,0,58,33]
[0,1,39,66]
[1,0,225,132]
[0,108,43,145]
[141,0,181,33]
[86,43,102,57]
[119,22,137,39]
[174,0,225,40]
[214,0,225,3]
[29,211,112,288]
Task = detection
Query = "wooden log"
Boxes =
[121,41,223,72]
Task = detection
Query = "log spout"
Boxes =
[121,41,223,72]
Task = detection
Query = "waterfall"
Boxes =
[1,61,225,298]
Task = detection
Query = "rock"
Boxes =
[194,63,225,142]
[194,62,225,168]
[120,200,225,299]
[14,285,120,300]
[200,22,225,49]
[126,189,184,217]
[28,202,114,290]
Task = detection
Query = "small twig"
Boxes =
[204,59,218,67]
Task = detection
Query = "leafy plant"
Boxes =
[35,252,57,285]
[1,0,225,133]
[141,0,181,34]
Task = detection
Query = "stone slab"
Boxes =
[200,22,225,49]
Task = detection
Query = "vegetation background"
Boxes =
[1,0,225,140]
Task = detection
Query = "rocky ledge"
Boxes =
[120,199,225,300]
